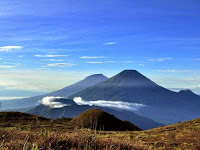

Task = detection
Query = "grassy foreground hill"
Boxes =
[0,111,200,149]
[68,109,141,131]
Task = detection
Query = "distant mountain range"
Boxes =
[28,98,163,130]
[69,70,176,103]
[2,69,200,129]
[69,70,200,124]
[1,74,108,110]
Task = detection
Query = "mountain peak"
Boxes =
[119,70,142,77]
[113,70,151,83]
[85,74,108,80]
[122,69,138,72]
[120,70,140,74]
[178,89,196,95]
[178,89,199,98]
[86,74,106,78]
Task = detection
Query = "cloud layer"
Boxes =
[148,57,173,62]
[0,46,23,52]
[34,55,68,58]
[0,65,17,69]
[46,63,76,67]
[73,97,145,111]
[80,56,105,59]
[155,70,196,73]
[41,96,70,108]
[103,42,117,45]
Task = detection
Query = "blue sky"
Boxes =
[0,0,200,97]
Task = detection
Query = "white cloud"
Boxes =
[105,61,115,63]
[155,70,196,73]
[186,85,200,89]
[42,59,64,62]
[0,65,17,69]
[46,63,76,67]
[148,57,173,62]
[41,96,69,108]
[18,55,24,58]
[34,55,68,58]
[0,46,23,52]
[86,60,137,64]
[73,97,145,111]
[124,61,135,63]
[80,56,105,59]
[86,61,105,64]
[86,60,116,64]
[103,42,118,45]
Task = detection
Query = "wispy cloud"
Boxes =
[0,46,23,52]
[103,42,118,45]
[86,60,137,64]
[185,85,200,89]
[86,61,105,64]
[46,63,76,67]
[155,70,196,73]
[18,55,24,58]
[0,80,35,90]
[34,55,68,58]
[193,58,200,61]
[42,59,64,62]
[124,61,135,63]
[80,56,105,59]
[0,65,17,69]
[148,57,173,62]
[73,97,145,111]
[0,70,84,92]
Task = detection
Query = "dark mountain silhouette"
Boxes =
[69,70,176,104]
[28,98,163,130]
[69,70,200,124]
[1,74,108,110]
[178,89,199,98]
[68,109,141,131]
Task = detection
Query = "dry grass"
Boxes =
[0,129,145,150]
[0,112,200,150]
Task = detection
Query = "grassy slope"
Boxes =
[68,109,141,131]
[0,112,200,149]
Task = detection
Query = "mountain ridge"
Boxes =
[1,74,108,110]
[69,70,176,104]
[28,97,164,130]
[68,70,200,124]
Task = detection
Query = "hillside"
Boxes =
[0,112,200,149]
[1,74,108,110]
[125,118,200,149]
[0,112,49,122]
[68,109,141,131]
[69,70,200,124]
[0,112,72,131]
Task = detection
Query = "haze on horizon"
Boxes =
[0,0,200,98]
